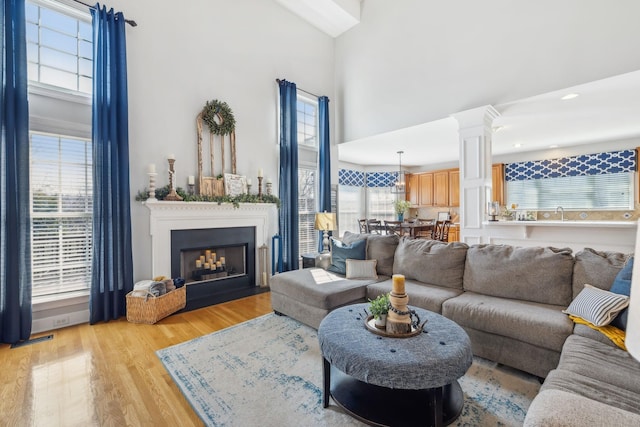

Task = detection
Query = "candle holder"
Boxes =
[165,158,183,201]
[247,184,252,194]
[147,172,158,201]
[488,201,500,222]
[187,183,195,195]
[266,181,273,196]
[258,176,263,200]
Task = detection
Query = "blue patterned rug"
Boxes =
[157,313,540,426]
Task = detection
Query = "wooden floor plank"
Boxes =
[0,292,273,427]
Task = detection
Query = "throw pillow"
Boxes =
[609,256,633,330]
[345,259,378,280]
[563,284,630,327]
[327,238,366,275]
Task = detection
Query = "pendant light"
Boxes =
[391,150,406,194]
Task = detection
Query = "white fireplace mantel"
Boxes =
[145,201,279,283]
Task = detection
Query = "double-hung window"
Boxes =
[27,0,93,300]
[297,95,319,255]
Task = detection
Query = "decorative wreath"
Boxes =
[201,99,236,135]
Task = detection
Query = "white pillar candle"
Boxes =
[246,178,252,186]
[148,163,156,173]
[258,168,263,178]
[168,154,175,160]
[188,175,195,185]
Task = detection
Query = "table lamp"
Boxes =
[626,219,640,361]
[314,212,337,269]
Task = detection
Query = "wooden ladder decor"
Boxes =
[196,112,237,197]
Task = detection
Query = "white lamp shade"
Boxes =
[626,219,640,361]
[314,212,337,231]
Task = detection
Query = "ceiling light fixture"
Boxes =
[391,150,406,194]
[561,93,580,100]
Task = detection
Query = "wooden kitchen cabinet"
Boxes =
[492,163,505,207]
[449,169,460,207]
[418,173,434,206]
[433,170,449,206]
[447,224,459,242]
[407,173,419,205]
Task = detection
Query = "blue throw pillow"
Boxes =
[610,256,633,330]
[327,238,366,275]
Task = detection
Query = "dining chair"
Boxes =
[433,220,452,241]
[367,219,382,234]
[415,218,435,239]
[384,220,403,236]
[358,219,368,233]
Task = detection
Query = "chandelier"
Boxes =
[391,150,406,194]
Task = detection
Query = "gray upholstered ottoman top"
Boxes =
[318,303,472,390]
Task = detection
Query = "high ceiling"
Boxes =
[338,69,640,166]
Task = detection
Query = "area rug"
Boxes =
[157,314,541,427]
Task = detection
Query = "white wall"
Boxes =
[104,0,335,281]
[335,0,640,144]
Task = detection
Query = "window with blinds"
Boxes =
[506,173,634,210]
[504,149,636,211]
[367,187,395,221]
[297,96,317,148]
[338,185,365,235]
[30,132,93,297]
[298,166,317,255]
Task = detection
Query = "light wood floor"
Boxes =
[0,292,273,427]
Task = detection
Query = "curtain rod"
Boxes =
[276,78,321,99]
[72,0,137,27]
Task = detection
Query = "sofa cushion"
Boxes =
[557,334,640,395]
[327,238,366,275]
[269,268,376,310]
[562,284,629,326]
[366,279,463,314]
[463,244,574,306]
[572,248,629,298]
[342,231,399,277]
[346,259,378,280]
[393,238,468,289]
[610,256,633,330]
[442,291,573,352]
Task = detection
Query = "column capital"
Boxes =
[451,105,500,130]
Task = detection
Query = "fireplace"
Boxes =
[171,227,256,310]
[145,201,278,311]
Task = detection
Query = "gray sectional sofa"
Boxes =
[269,232,640,425]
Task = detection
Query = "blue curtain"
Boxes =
[278,80,299,271]
[90,5,133,324]
[0,0,32,344]
[317,96,331,252]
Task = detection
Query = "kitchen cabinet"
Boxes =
[418,173,434,206]
[433,170,449,206]
[449,170,460,207]
[492,163,505,207]
[447,224,459,242]
[407,174,419,205]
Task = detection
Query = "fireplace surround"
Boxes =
[146,201,278,310]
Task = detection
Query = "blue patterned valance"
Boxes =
[505,149,636,182]
[339,169,365,187]
[366,171,397,188]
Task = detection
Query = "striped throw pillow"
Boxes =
[345,259,378,280]
[563,284,630,327]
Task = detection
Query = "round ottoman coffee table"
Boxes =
[318,303,472,427]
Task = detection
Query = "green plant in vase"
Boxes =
[393,199,411,221]
[369,293,390,328]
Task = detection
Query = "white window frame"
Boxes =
[297,94,319,256]
[27,0,93,306]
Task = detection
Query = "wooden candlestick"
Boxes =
[258,176,263,200]
[165,158,183,201]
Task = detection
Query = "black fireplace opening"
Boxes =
[171,226,266,311]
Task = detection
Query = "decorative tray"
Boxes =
[364,315,423,338]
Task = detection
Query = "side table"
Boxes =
[318,303,473,426]
[301,253,317,269]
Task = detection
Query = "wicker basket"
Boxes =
[126,286,186,324]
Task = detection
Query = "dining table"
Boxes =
[400,221,434,238]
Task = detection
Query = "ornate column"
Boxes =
[451,105,500,245]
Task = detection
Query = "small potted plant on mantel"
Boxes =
[393,199,412,222]
[369,293,390,328]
